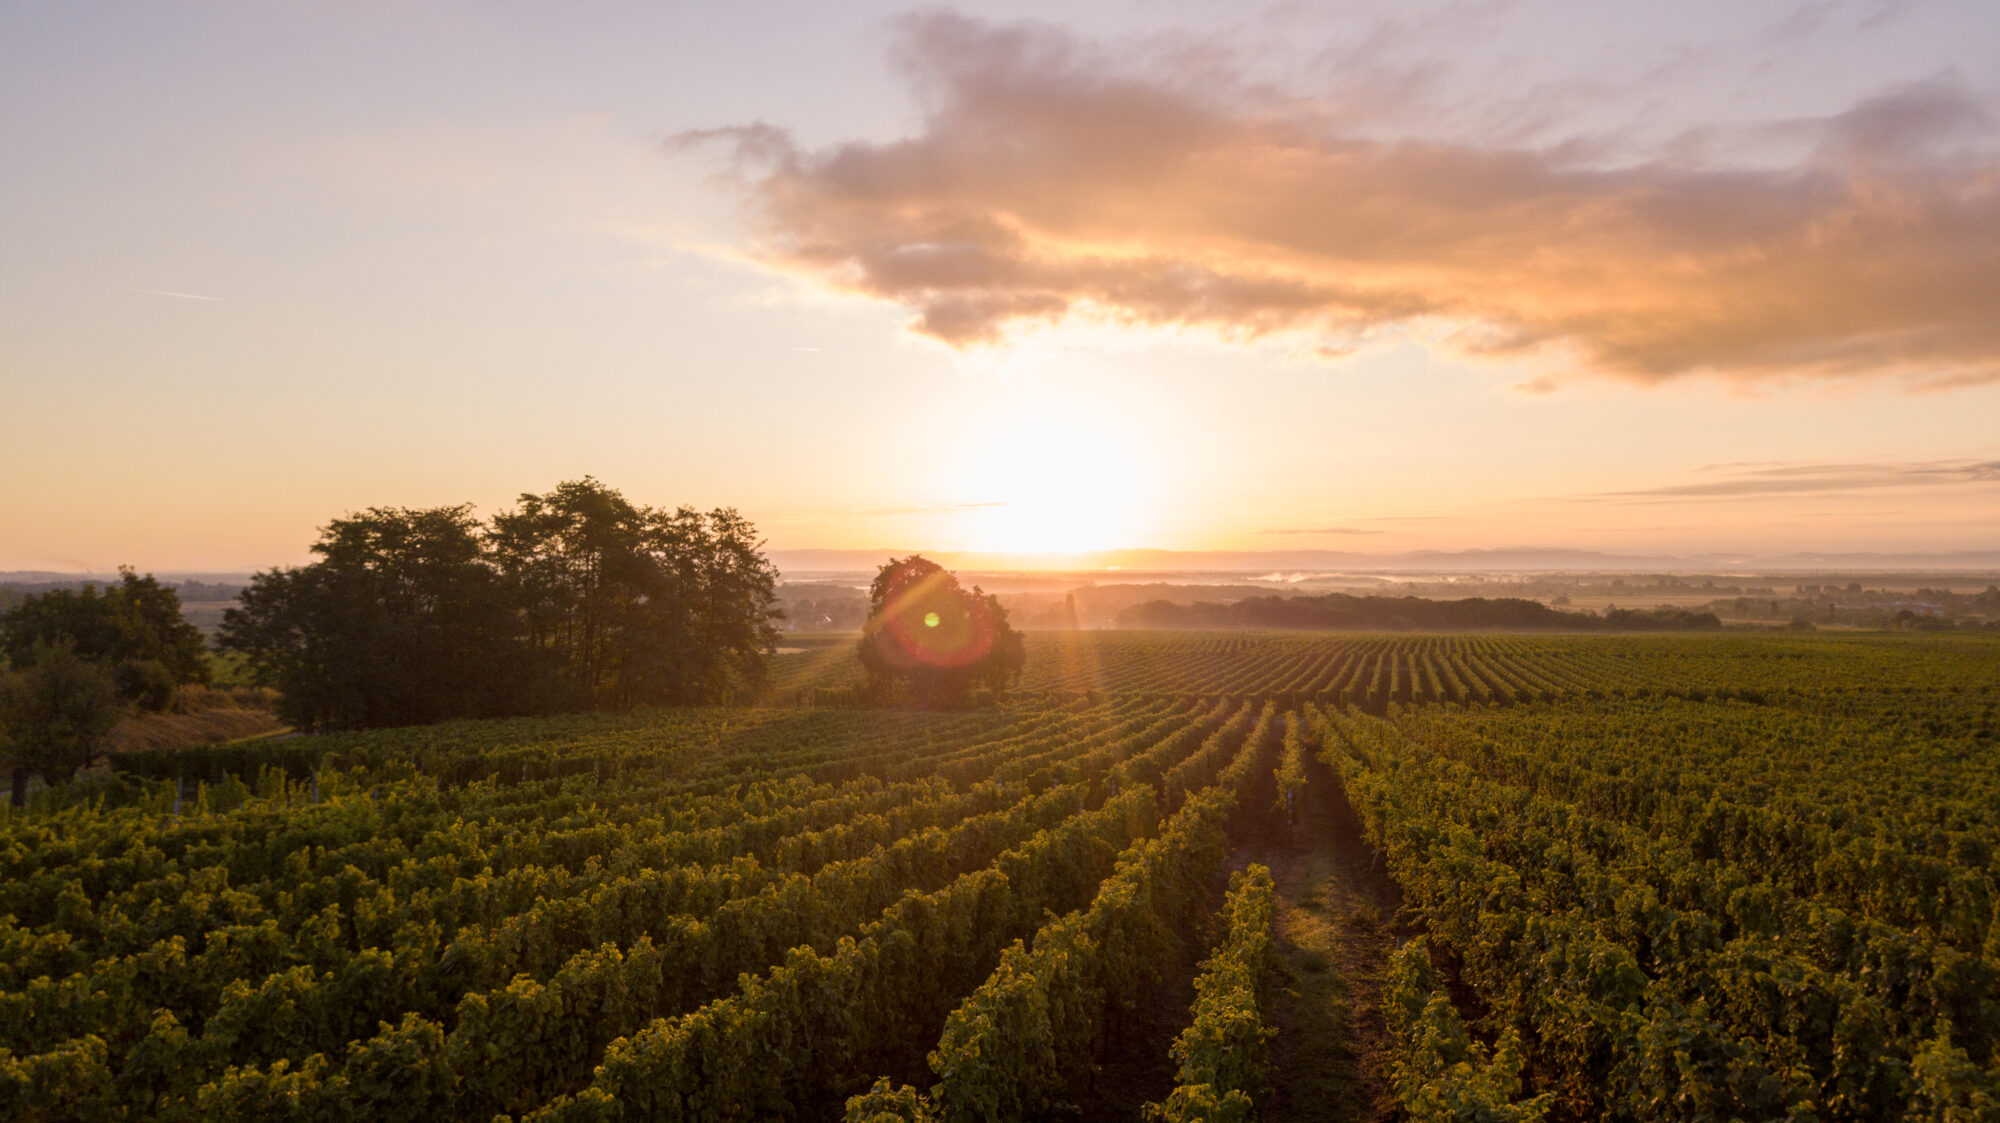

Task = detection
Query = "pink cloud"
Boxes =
[683,13,2000,386]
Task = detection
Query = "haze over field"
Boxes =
[5,2,1999,570]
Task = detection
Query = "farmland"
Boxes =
[3,631,1998,1120]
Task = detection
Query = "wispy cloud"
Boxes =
[1588,458,2000,500]
[832,501,1013,517]
[129,288,222,301]
[682,13,2000,387]
[1259,526,1384,535]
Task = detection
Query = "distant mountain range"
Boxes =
[9,546,2000,588]
[769,546,2000,575]
[0,571,256,585]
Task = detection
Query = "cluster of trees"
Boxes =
[774,583,871,632]
[1118,593,1720,631]
[857,556,1024,707]
[0,570,211,801]
[218,478,783,730]
[1596,605,1724,630]
[1703,584,2000,630]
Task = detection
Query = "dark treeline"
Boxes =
[1118,592,1722,631]
[776,582,871,632]
[218,478,782,730]
[0,570,214,800]
[1,569,211,695]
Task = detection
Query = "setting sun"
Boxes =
[8,6,2000,1118]
[951,410,1152,556]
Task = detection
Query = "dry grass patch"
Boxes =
[107,708,286,754]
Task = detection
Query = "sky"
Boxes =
[5,0,2000,571]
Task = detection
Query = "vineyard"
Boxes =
[767,631,1998,707]
[3,631,1998,1120]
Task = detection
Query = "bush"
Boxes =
[115,659,178,712]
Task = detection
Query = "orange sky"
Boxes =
[4,2,1999,570]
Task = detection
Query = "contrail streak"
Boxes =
[129,288,223,301]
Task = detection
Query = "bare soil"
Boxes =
[1240,752,1407,1123]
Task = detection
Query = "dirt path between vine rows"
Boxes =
[1236,751,1408,1123]
[1060,718,1406,1122]
[1065,716,1284,1121]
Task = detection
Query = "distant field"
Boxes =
[4,630,1996,1120]
[765,629,2000,703]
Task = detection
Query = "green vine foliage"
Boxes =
[1146,863,1278,1123]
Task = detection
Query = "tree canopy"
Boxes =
[218,504,533,729]
[219,478,783,730]
[1,640,126,804]
[0,568,210,702]
[857,556,1025,707]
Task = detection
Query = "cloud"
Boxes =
[1762,2,1840,44]
[1259,526,1385,535]
[836,501,1012,517]
[681,13,2000,386]
[129,288,222,301]
[1590,458,2000,500]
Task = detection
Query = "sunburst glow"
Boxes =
[951,409,1152,556]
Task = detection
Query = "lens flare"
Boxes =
[867,564,997,670]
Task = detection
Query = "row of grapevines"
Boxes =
[149,704,1254,1122]
[1388,696,2000,953]
[513,787,1170,1123]
[0,772,1018,1067]
[1380,938,1546,1122]
[847,703,1278,1121]
[1145,863,1278,1123]
[188,782,1100,1121]
[0,701,1184,1119]
[1319,702,2000,1119]
[497,707,1256,1122]
[3,693,1202,1115]
[1272,711,1306,825]
[0,701,1169,1012]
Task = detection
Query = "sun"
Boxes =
[950,411,1152,556]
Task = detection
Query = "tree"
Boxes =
[0,569,210,709]
[1,641,126,804]
[218,505,534,729]
[673,505,785,703]
[489,479,783,708]
[857,556,1025,708]
[219,481,784,729]
[489,478,657,707]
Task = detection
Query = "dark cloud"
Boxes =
[682,14,2000,387]
[1591,459,2000,499]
